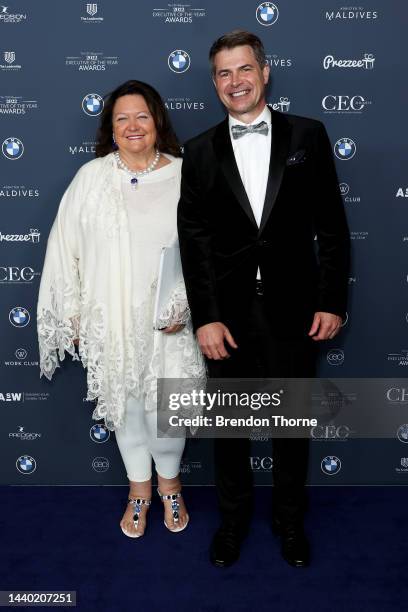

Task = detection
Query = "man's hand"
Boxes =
[196,322,238,360]
[161,324,185,334]
[308,312,342,341]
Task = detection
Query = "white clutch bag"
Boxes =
[153,246,185,330]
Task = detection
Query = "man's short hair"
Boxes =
[209,29,267,75]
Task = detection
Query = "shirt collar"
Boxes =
[229,105,271,131]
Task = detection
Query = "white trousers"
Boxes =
[115,396,185,482]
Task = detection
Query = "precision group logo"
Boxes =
[16,455,36,474]
[321,455,341,475]
[82,93,104,116]
[168,50,190,73]
[0,5,27,23]
[256,2,279,26]
[334,138,356,161]
[327,349,345,366]
[9,306,30,327]
[2,137,24,160]
[90,424,110,443]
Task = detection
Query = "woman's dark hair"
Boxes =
[95,80,181,158]
[209,29,266,75]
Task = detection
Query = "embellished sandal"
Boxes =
[157,488,189,533]
[120,497,151,539]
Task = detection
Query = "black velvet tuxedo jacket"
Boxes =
[177,110,350,340]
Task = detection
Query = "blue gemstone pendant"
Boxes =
[130,177,138,190]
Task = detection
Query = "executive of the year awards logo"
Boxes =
[2,137,24,160]
[168,50,190,74]
[256,2,279,26]
[82,94,104,116]
[334,138,356,161]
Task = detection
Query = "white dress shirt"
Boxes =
[229,105,272,278]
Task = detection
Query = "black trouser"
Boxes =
[207,285,317,530]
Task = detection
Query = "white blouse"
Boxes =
[37,153,205,431]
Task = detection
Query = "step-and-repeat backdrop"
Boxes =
[1,1,407,485]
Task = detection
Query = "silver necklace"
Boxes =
[114,149,160,189]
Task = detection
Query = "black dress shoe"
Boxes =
[210,523,247,568]
[272,519,310,568]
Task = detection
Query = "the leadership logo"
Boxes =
[321,455,341,475]
[86,3,98,16]
[4,51,15,64]
[90,423,110,443]
[334,138,356,160]
[397,424,408,443]
[168,50,190,73]
[256,2,279,26]
[9,306,30,328]
[82,93,103,116]
[2,137,24,160]
[16,455,37,474]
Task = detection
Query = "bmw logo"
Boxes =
[90,423,110,443]
[327,349,345,365]
[341,312,349,327]
[256,2,279,26]
[2,137,24,160]
[334,137,357,160]
[397,424,408,443]
[16,455,37,474]
[168,50,191,74]
[321,455,341,475]
[92,457,110,472]
[82,93,104,116]
[9,306,30,328]
[339,182,350,196]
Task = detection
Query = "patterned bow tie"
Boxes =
[231,121,269,140]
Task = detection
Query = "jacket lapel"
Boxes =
[258,110,292,234]
[213,118,258,229]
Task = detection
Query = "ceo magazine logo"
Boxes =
[0,228,40,243]
[81,3,103,23]
[2,137,24,160]
[256,3,279,26]
[325,7,378,21]
[0,5,27,23]
[323,53,375,70]
[0,50,21,71]
[168,50,190,73]
[66,52,119,71]
[268,97,291,112]
[327,349,345,366]
[16,455,36,475]
[250,456,273,471]
[339,183,361,204]
[311,425,353,441]
[9,306,30,327]
[0,267,40,283]
[322,95,371,114]
[82,93,104,116]
[321,456,341,475]
[0,185,39,198]
[334,138,356,160]
[386,388,408,405]
[152,4,206,22]
[0,96,38,115]
[90,424,110,443]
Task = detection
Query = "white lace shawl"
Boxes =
[37,154,205,431]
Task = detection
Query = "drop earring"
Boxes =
[112,131,118,151]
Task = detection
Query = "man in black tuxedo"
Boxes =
[177,30,350,568]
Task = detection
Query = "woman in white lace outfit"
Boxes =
[37,80,205,538]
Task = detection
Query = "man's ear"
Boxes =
[263,63,270,85]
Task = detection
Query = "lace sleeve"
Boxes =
[156,279,190,328]
[37,171,83,380]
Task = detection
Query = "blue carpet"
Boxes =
[1,486,407,611]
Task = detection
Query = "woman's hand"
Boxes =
[160,324,185,334]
